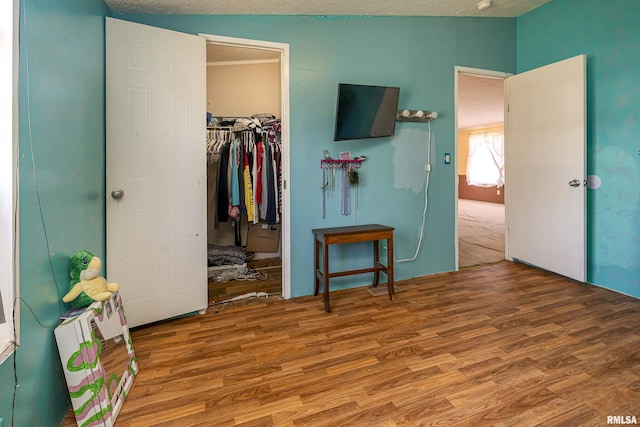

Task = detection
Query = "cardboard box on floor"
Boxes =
[247,222,280,253]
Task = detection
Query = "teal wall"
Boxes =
[518,0,640,297]
[0,8,517,425]
[0,0,110,425]
[115,13,517,296]
[4,1,637,423]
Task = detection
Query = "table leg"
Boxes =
[314,235,320,296]
[323,241,331,313]
[387,236,395,300]
[372,240,380,287]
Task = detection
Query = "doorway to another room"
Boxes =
[456,68,509,269]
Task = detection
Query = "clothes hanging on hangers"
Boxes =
[206,119,283,234]
[207,148,221,231]
[243,143,255,222]
[216,140,231,223]
[265,141,277,224]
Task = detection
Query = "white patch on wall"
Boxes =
[392,128,428,193]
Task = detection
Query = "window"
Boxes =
[0,0,18,364]
[466,130,505,188]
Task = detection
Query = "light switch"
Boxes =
[444,153,451,165]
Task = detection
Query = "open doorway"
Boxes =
[455,67,510,269]
[203,36,291,307]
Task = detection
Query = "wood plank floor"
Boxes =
[208,257,283,307]
[61,261,640,426]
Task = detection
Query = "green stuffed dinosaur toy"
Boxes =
[62,250,120,308]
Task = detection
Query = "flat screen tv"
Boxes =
[334,83,400,141]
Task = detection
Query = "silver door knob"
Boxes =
[568,179,581,187]
[111,189,125,200]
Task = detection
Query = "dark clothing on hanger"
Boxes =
[266,143,277,225]
[217,142,230,222]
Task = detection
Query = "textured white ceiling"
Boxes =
[105,0,552,17]
[457,73,505,130]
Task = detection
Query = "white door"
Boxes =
[106,18,207,327]
[505,54,586,282]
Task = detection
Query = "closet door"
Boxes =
[106,18,207,327]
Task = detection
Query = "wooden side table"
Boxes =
[312,224,394,312]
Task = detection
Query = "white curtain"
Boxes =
[466,130,504,188]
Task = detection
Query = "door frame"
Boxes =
[454,66,512,271]
[200,33,291,299]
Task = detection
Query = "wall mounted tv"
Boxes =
[334,83,401,141]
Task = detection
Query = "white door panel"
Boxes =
[505,55,586,282]
[106,18,207,327]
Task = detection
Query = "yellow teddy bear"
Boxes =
[62,250,120,308]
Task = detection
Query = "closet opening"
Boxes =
[203,38,290,308]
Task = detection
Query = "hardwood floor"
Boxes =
[208,257,283,307]
[61,261,640,426]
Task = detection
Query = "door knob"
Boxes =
[111,189,125,200]
[568,179,581,188]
